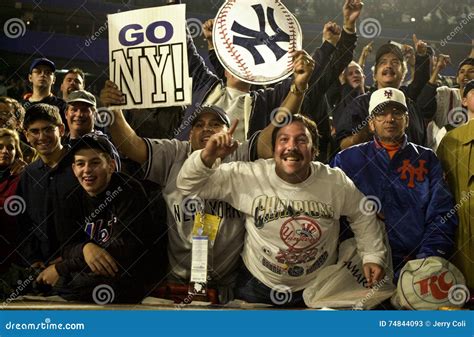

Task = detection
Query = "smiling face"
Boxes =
[65,102,95,138]
[273,121,314,184]
[24,119,64,156]
[0,135,16,168]
[458,64,474,92]
[189,112,228,151]
[375,53,404,89]
[72,148,116,197]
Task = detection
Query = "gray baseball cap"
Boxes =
[67,90,96,107]
[192,105,231,128]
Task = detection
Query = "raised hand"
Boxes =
[323,21,342,46]
[343,0,364,32]
[202,19,214,49]
[435,54,451,72]
[413,34,427,56]
[361,41,374,58]
[201,119,239,167]
[402,44,416,67]
[292,50,315,91]
[99,80,125,107]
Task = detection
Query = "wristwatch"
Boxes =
[290,82,308,96]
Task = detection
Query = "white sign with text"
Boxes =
[108,4,192,109]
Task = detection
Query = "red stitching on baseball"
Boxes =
[275,0,297,75]
[216,0,254,81]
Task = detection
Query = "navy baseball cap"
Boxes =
[72,133,115,158]
[192,105,231,128]
[29,58,56,73]
[458,57,474,73]
[463,80,474,98]
[375,43,404,65]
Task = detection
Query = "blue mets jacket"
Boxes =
[331,135,457,274]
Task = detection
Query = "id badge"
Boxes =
[189,235,208,296]
[192,212,222,247]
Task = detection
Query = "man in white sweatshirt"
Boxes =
[100,50,315,303]
[177,114,387,306]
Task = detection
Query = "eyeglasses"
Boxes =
[372,108,407,121]
[26,125,58,137]
[32,69,53,76]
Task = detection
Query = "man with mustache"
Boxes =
[99,50,315,303]
[337,40,430,149]
[176,115,387,306]
[63,90,121,169]
[60,68,85,101]
[331,88,457,278]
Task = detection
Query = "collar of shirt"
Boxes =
[461,120,474,145]
[373,134,408,151]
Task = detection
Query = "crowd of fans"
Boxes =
[0,0,473,309]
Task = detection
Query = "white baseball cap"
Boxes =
[369,87,408,116]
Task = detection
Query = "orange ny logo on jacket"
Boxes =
[397,160,428,188]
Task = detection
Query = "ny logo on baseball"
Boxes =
[213,0,302,84]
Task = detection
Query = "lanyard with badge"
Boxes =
[189,201,222,296]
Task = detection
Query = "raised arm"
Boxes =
[176,121,243,205]
[257,50,315,159]
[406,34,430,101]
[202,19,226,80]
[358,41,373,70]
[416,54,450,121]
[99,80,147,164]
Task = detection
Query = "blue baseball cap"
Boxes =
[29,58,56,73]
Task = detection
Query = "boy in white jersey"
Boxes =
[177,115,387,306]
